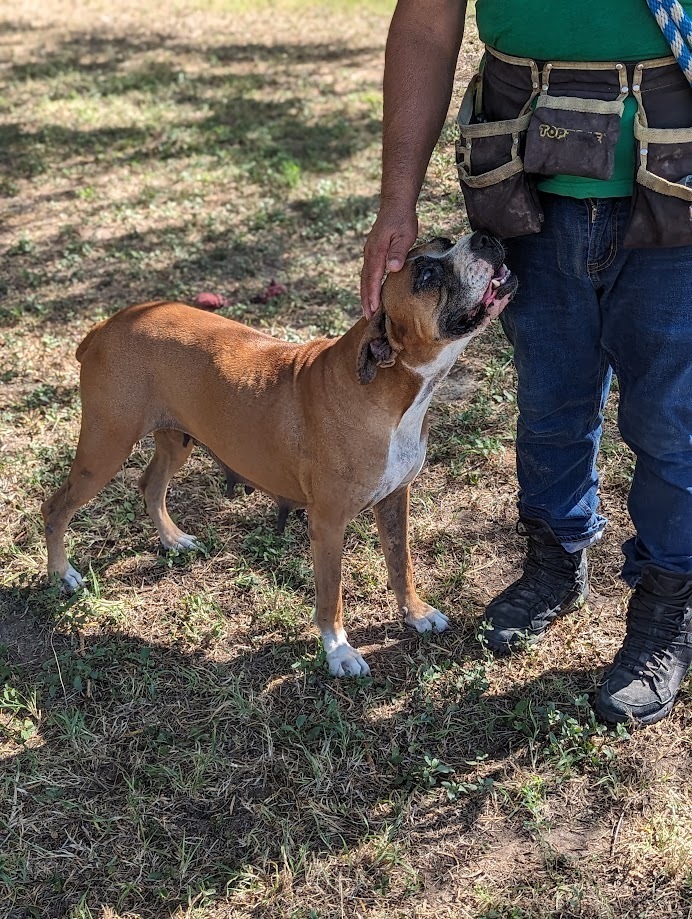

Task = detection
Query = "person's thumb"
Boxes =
[386,245,408,272]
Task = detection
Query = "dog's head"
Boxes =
[357,232,518,384]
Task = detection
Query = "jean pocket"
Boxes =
[456,75,544,238]
[624,119,692,248]
[523,94,624,180]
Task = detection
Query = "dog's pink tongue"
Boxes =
[481,283,497,307]
[481,264,511,308]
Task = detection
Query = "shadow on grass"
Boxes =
[3,31,380,182]
[0,585,618,914]
[1,97,379,180]
[8,34,381,85]
[3,25,383,333]
[2,489,684,918]
[1,442,690,914]
[2,192,378,331]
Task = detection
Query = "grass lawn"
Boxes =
[1,1,691,916]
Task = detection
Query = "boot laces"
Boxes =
[508,540,580,611]
[618,588,691,681]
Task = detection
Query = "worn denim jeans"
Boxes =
[501,193,692,586]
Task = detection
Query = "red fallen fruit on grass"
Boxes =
[251,280,288,304]
[193,292,228,311]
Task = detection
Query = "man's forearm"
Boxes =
[381,0,468,208]
[360,0,468,316]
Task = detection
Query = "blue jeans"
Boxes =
[501,193,692,586]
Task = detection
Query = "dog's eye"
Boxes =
[414,260,443,293]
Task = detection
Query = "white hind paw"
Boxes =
[62,565,85,592]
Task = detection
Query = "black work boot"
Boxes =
[485,517,589,653]
[596,566,692,726]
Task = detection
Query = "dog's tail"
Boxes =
[76,319,108,363]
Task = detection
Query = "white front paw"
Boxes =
[162,532,201,552]
[62,565,85,592]
[405,607,450,634]
[326,642,371,678]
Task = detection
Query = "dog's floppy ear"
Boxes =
[356,308,396,385]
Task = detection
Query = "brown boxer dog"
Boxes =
[41,232,516,677]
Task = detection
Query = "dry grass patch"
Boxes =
[1,1,691,917]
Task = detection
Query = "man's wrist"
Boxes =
[379,191,419,213]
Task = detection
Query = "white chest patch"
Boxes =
[371,393,430,505]
[368,341,469,506]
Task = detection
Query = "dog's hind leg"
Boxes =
[373,485,449,634]
[139,429,200,552]
[309,510,370,678]
[42,421,139,590]
[276,504,290,535]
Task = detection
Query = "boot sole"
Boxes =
[595,697,675,727]
[595,686,679,727]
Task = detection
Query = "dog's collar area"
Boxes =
[383,312,404,358]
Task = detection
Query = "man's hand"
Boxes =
[361,203,418,318]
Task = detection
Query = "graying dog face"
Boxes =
[407,233,518,340]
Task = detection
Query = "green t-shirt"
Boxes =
[475,0,691,198]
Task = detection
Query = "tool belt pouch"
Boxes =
[524,93,624,180]
[456,73,543,238]
[624,67,692,248]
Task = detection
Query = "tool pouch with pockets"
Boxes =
[624,61,692,248]
[455,57,544,239]
[523,63,627,180]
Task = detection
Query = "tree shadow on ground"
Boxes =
[2,492,690,916]
[1,95,379,181]
[7,33,381,84]
[2,31,381,182]
[0,581,639,916]
[2,442,691,915]
[2,192,378,331]
[3,25,383,335]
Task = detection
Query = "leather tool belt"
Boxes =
[455,46,692,247]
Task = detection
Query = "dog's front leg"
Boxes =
[309,511,370,678]
[373,485,449,634]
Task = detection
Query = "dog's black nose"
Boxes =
[469,230,494,252]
